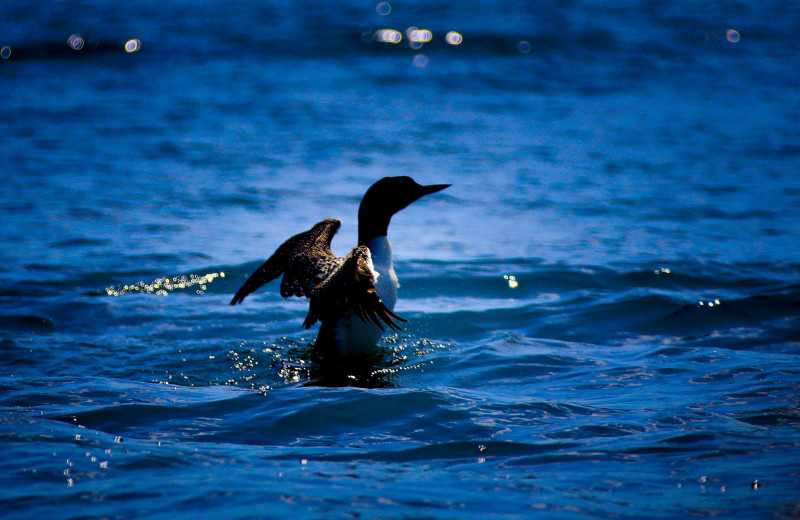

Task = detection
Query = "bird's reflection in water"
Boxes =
[275,340,399,389]
[310,348,399,388]
[269,335,448,389]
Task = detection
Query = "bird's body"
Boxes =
[318,236,399,358]
[230,177,449,358]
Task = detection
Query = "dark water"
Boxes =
[2,1,800,518]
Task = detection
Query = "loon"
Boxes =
[230,176,449,358]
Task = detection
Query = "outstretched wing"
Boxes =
[230,219,341,305]
[302,245,406,331]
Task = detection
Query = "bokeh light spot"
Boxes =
[125,39,141,53]
[68,33,84,51]
[517,41,531,54]
[0,46,10,59]
[375,29,402,43]
[376,2,391,15]
[445,31,463,45]
[412,54,429,68]
[726,29,740,43]
[408,28,432,43]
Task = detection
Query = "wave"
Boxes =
[4,255,798,518]
[4,258,797,354]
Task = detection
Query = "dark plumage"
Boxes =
[230,176,449,358]
[230,218,405,332]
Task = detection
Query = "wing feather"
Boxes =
[302,246,407,330]
[231,221,406,332]
[229,219,340,305]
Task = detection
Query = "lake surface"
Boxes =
[2,1,800,518]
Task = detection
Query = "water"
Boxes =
[2,1,800,518]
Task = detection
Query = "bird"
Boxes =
[230,176,450,359]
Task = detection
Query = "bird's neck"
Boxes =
[358,213,391,247]
[363,235,397,311]
[358,214,398,308]
[362,234,392,265]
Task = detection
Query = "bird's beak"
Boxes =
[419,183,451,197]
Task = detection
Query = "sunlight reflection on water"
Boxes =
[104,272,225,296]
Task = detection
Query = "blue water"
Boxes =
[2,1,800,518]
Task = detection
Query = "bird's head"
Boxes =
[358,176,449,221]
[357,177,449,244]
